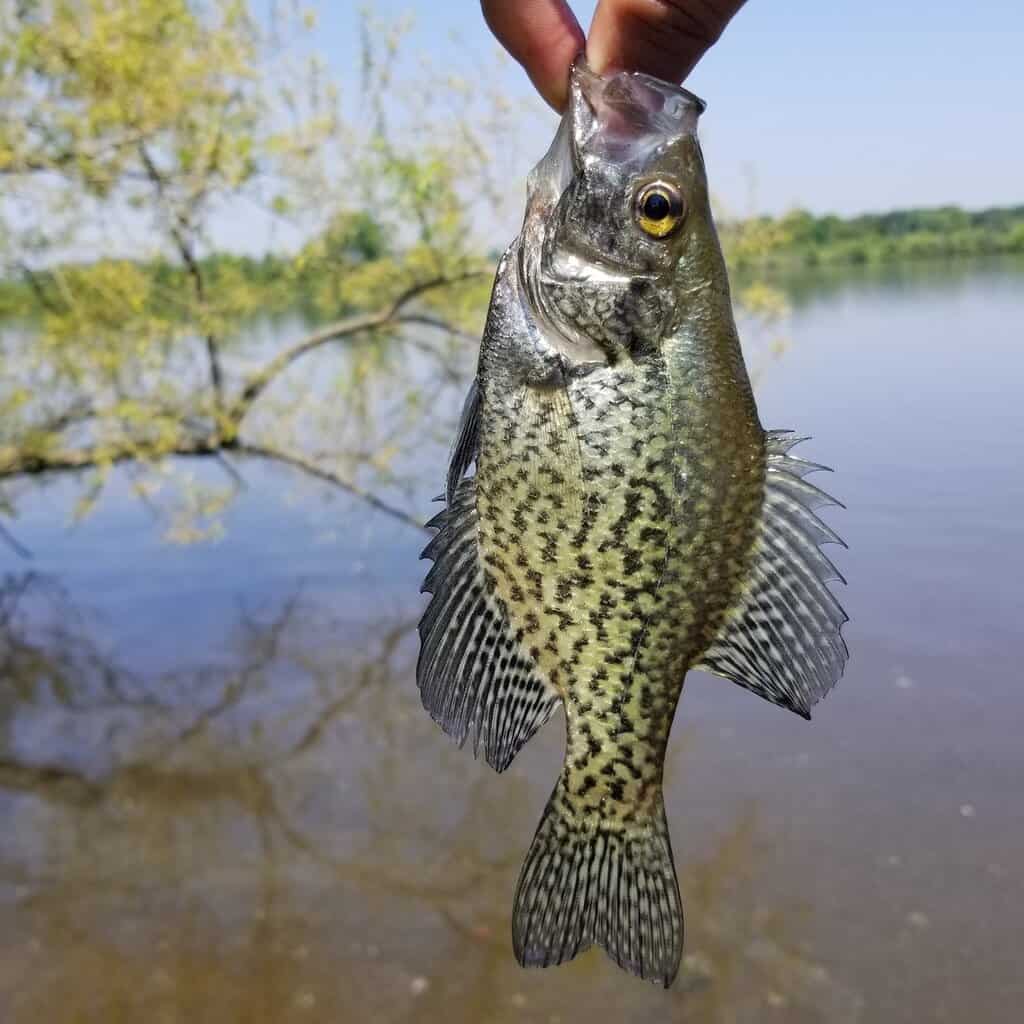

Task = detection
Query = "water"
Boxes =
[2,261,1022,1022]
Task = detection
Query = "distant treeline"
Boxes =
[3,204,1023,319]
[0,211,390,322]
[722,204,1024,270]
[0,251,291,321]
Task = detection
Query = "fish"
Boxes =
[417,60,848,987]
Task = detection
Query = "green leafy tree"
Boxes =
[0,1,809,553]
[0,1,502,543]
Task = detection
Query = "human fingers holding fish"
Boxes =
[481,0,748,109]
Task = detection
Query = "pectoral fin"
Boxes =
[418,478,559,771]
[695,432,849,718]
[445,378,481,505]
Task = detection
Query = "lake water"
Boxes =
[2,260,1022,1022]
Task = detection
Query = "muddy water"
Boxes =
[1,261,1022,1022]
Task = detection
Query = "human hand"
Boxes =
[481,0,747,111]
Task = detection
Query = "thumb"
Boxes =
[587,0,747,83]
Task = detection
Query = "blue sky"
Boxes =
[312,0,1023,218]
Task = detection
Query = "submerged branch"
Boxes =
[0,521,32,560]
[0,757,103,806]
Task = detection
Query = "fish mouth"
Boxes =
[513,61,704,368]
[569,57,705,156]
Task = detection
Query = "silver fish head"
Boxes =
[518,60,713,363]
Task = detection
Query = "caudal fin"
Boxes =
[512,781,683,987]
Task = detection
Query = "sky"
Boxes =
[310,0,1024,219]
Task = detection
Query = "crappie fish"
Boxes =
[418,61,847,987]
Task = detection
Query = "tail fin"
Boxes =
[512,780,683,987]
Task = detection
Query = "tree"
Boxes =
[0,1,505,545]
[0,2,799,554]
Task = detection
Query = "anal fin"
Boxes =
[418,477,559,772]
[695,431,849,718]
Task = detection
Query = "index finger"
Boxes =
[481,0,585,111]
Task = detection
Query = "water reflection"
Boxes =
[4,261,1023,1020]
[748,253,1024,308]
[0,572,862,1022]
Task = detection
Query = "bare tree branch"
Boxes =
[233,443,428,532]
[14,262,61,313]
[0,438,429,533]
[0,276,484,533]
[399,313,478,344]
[0,439,221,477]
[16,400,96,438]
[228,270,485,430]
[137,142,225,408]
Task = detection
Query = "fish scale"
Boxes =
[417,61,848,987]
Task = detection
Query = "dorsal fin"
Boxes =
[418,477,559,771]
[694,432,849,718]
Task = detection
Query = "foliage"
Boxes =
[0,1,803,550]
[0,2,505,543]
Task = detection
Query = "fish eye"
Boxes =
[635,182,685,239]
